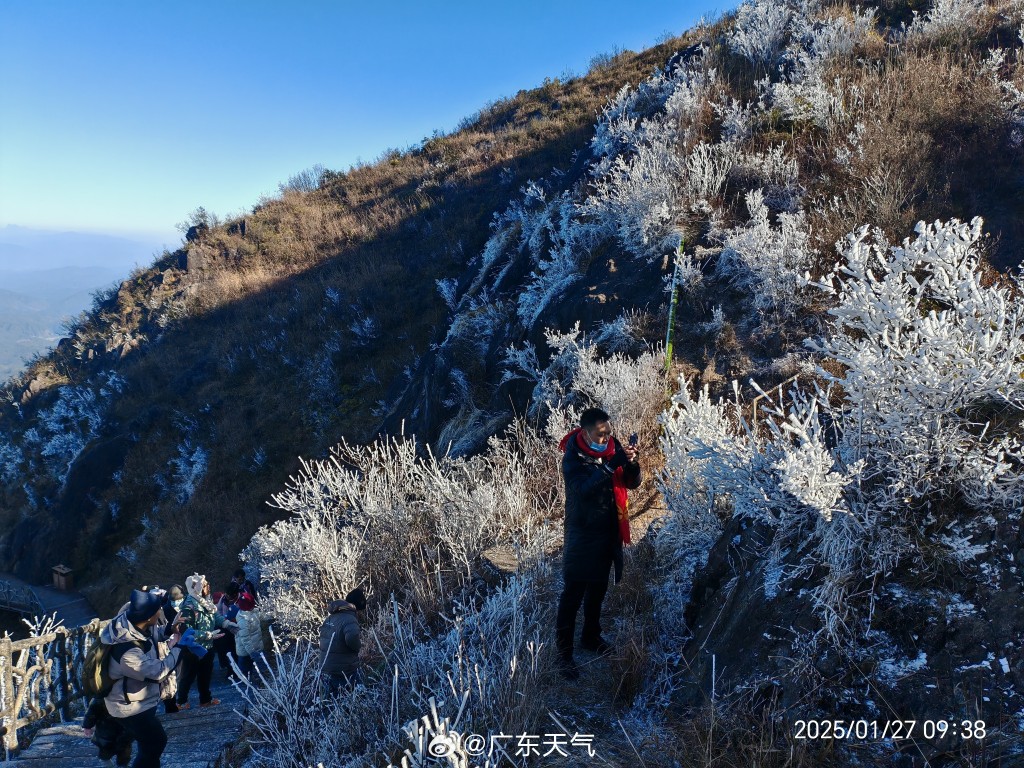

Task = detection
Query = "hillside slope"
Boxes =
[0,36,690,612]
[232,0,1024,765]
[4,0,1024,763]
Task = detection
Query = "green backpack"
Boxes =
[82,639,144,698]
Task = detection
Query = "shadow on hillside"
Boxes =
[0,101,615,610]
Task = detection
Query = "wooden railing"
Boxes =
[0,581,43,619]
[0,618,105,756]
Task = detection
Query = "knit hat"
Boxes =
[236,592,256,611]
[126,589,164,623]
[345,588,366,611]
[185,573,206,600]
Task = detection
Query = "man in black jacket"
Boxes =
[556,407,641,680]
[319,587,366,694]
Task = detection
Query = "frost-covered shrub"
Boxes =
[585,61,719,262]
[385,573,551,738]
[516,192,601,327]
[0,441,21,485]
[440,298,510,360]
[793,5,876,61]
[233,635,396,768]
[504,325,665,444]
[655,216,1024,645]
[654,384,733,640]
[714,189,817,313]
[243,422,561,639]
[590,59,712,167]
[238,572,551,768]
[766,67,847,131]
[592,309,649,354]
[167,439,208,505]
[810,217,1024,511]
[903,0,988,45]
[24,384,105,482]
[756,6,875,134]
[728,0,792,67]
[566,345,665,443]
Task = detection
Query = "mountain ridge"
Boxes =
[4,2,1024,763]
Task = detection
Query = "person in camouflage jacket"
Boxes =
[175,573,236,708]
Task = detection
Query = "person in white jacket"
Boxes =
[232,591,264,681]
[100,588,202,768]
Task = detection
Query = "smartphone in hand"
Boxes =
[628,433,638,447]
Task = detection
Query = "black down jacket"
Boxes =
[319,600,361,677]
[561,436,641,583]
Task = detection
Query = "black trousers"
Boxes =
[555,578,608,661]
[214,631,236,669]
[116,707,167,768]
[176,646,214,705]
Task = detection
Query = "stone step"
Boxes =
[11,679,244,766]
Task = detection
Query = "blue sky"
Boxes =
[1,1,725,251]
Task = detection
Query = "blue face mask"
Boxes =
[589,440,606,452]
[171,599,184,609]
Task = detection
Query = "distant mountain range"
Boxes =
[0,226,175,380]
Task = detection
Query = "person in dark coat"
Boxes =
[555,407,641,680]
[83,696,133,766]
[319,588,365,694]
[213,582,241,676]
[231,568,259,603]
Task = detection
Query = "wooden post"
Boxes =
[56,631,70,723]
[1,633,15,753]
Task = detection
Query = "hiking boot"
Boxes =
[200,698,221,707]
[115,744,133,767]
[176,702,190,710]
[582,636,612,655]
[558,658,580,681]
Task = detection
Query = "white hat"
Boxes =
[185,572,207,600]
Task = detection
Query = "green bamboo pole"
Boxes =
[664,240,684,374]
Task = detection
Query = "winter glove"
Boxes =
[177,629,208,657]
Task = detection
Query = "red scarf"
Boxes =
[559,428,632,545]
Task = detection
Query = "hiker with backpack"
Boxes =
[115,585,181,713]
[92,587,204,768]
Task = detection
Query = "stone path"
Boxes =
[0,573,97,629]
[10,669,247,767]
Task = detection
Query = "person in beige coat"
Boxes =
[232,591,264,681]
